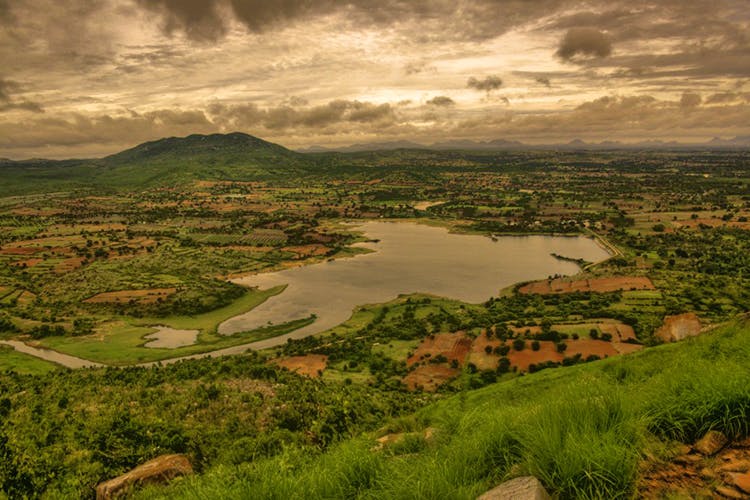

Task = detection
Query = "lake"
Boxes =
[218,221,610,341]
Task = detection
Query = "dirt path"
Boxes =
[0,340,105,369]
[0,332,305,370]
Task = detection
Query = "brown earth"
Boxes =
[12,258,43,268]
[518,276,655,295]
[639,434,750,499]
[95,454,193,500]
[84,288,177,304]
[282,244,330,258]
[272,354,328,378]
[656,312,702,342]
[16,291,36,306]
[54,257,86,274]
[404,324,643,392]
[599,322,637,341]
[406,332,472,367]
[0,246,40,255]
[403,364,460,391]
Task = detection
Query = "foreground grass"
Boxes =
[0,345,58,375]
[140,320,750,499]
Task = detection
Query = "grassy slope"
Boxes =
[140,320,750,499]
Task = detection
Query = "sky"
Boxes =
[1,0,749,159]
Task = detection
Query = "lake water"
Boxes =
[218,221,610,340]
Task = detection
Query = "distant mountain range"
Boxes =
[298,136,750,153]
[2,131,749,196]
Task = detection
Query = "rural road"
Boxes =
[0,333,297,370]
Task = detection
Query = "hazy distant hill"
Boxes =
[298,136,750,153]
[2,132,750,196]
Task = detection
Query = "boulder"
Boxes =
[694,430,728,456]
[728,471,750,494]
[655,313,702,342]
[96,454,193,500]
[477,476,550,500]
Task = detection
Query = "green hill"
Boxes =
[0,133,313,195]
[138,319,750,499]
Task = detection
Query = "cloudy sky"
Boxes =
[1,0,749,158]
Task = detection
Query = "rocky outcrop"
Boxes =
[694,430,728,456]
[639,433,750,498]
[656,313,702,342]
[477,476,550,500]
[95,454,193,499]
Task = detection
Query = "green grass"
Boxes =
[0,345,58,375]
[134,285,286,334]
[139,320,750,499]
[36,286,310,365]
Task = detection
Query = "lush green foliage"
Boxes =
[0,354,426,498]
[139,321,750,499]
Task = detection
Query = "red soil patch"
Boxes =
[403,364,460,391]
[16,291,36,306]
[469,335,504,371]
[282,244,330,258]
[84,288,177,304]
[506,341,564,372]
[565,338,621,358]
[655,312,702,342]
[518,276,655,294]
[11,207,64,216]
[599,322,637,341]
[272,354,327,378]
[407,332,472,368]
[55,257,86,274]
[0,246,40,256]
[470,335,643,374]
[12,258,43,268]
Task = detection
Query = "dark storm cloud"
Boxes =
[0,78,18,101]
[467,75,503,92]
[426,96,455,107]
[134,0,227,41]
[209,99,398,131]
[404,60,436,75]
[133,0,584,42]
[535,76,551,87]
[556,28,612,60]
[706,92,750,104]
[680,93,702,109]
[0,77,43,113]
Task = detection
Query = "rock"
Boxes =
[728,472,750,494]
[674,453,702,465]
[96,454,192,500]
[716,485,746,499]
[655,313,702,342]
[699,467,717,479]
[477,476,550,500]
[719,460,750,473]
[694,430,729,456]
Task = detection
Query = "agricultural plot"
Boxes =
[518,276,655,294]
